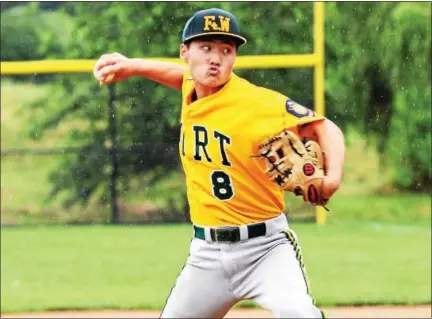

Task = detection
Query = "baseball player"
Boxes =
[94,8,345,318]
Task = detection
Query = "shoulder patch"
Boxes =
[285,99,315,118]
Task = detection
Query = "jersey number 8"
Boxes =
[211,170,234,200]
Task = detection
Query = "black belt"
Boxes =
[193,222,267,243]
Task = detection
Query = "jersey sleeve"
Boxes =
[282,97,325,131]
[249,86,325,138]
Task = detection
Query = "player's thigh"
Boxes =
[252,234,323,318]
[160,240,237,318]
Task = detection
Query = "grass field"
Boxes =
[1,222,431,312]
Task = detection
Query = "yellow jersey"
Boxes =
[179,71,324,226]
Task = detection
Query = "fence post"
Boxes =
[108,84,119,224]
[313,2,327,226]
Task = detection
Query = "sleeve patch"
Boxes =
[285,99,315,118]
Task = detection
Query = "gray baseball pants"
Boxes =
[160,213,324,318]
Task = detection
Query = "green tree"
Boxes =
[325,2,431,190]
[1,3,74,62]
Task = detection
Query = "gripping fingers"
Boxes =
[106,73,115,82]
[94,53,126,81]
[95,53,125,69]
[99,73,115,86]
[98,64,118,85]
[94,57,115,79]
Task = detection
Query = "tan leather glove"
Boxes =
[253,130,328,209]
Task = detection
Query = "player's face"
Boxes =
[181,38,237,88]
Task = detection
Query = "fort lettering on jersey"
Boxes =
[181,125,232,167]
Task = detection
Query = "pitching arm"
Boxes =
[94,53,187,90]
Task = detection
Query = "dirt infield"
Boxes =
[2,305,431,319]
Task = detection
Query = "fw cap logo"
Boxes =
[203,15,230,32]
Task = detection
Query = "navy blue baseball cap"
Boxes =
[182,8,247,47]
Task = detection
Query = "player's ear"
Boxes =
[180,44,189,63]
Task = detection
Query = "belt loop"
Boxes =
[239,225,248,241]
[264,213,288,236]
[204,227,212,242]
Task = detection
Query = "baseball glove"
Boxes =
[253,130,329,210]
